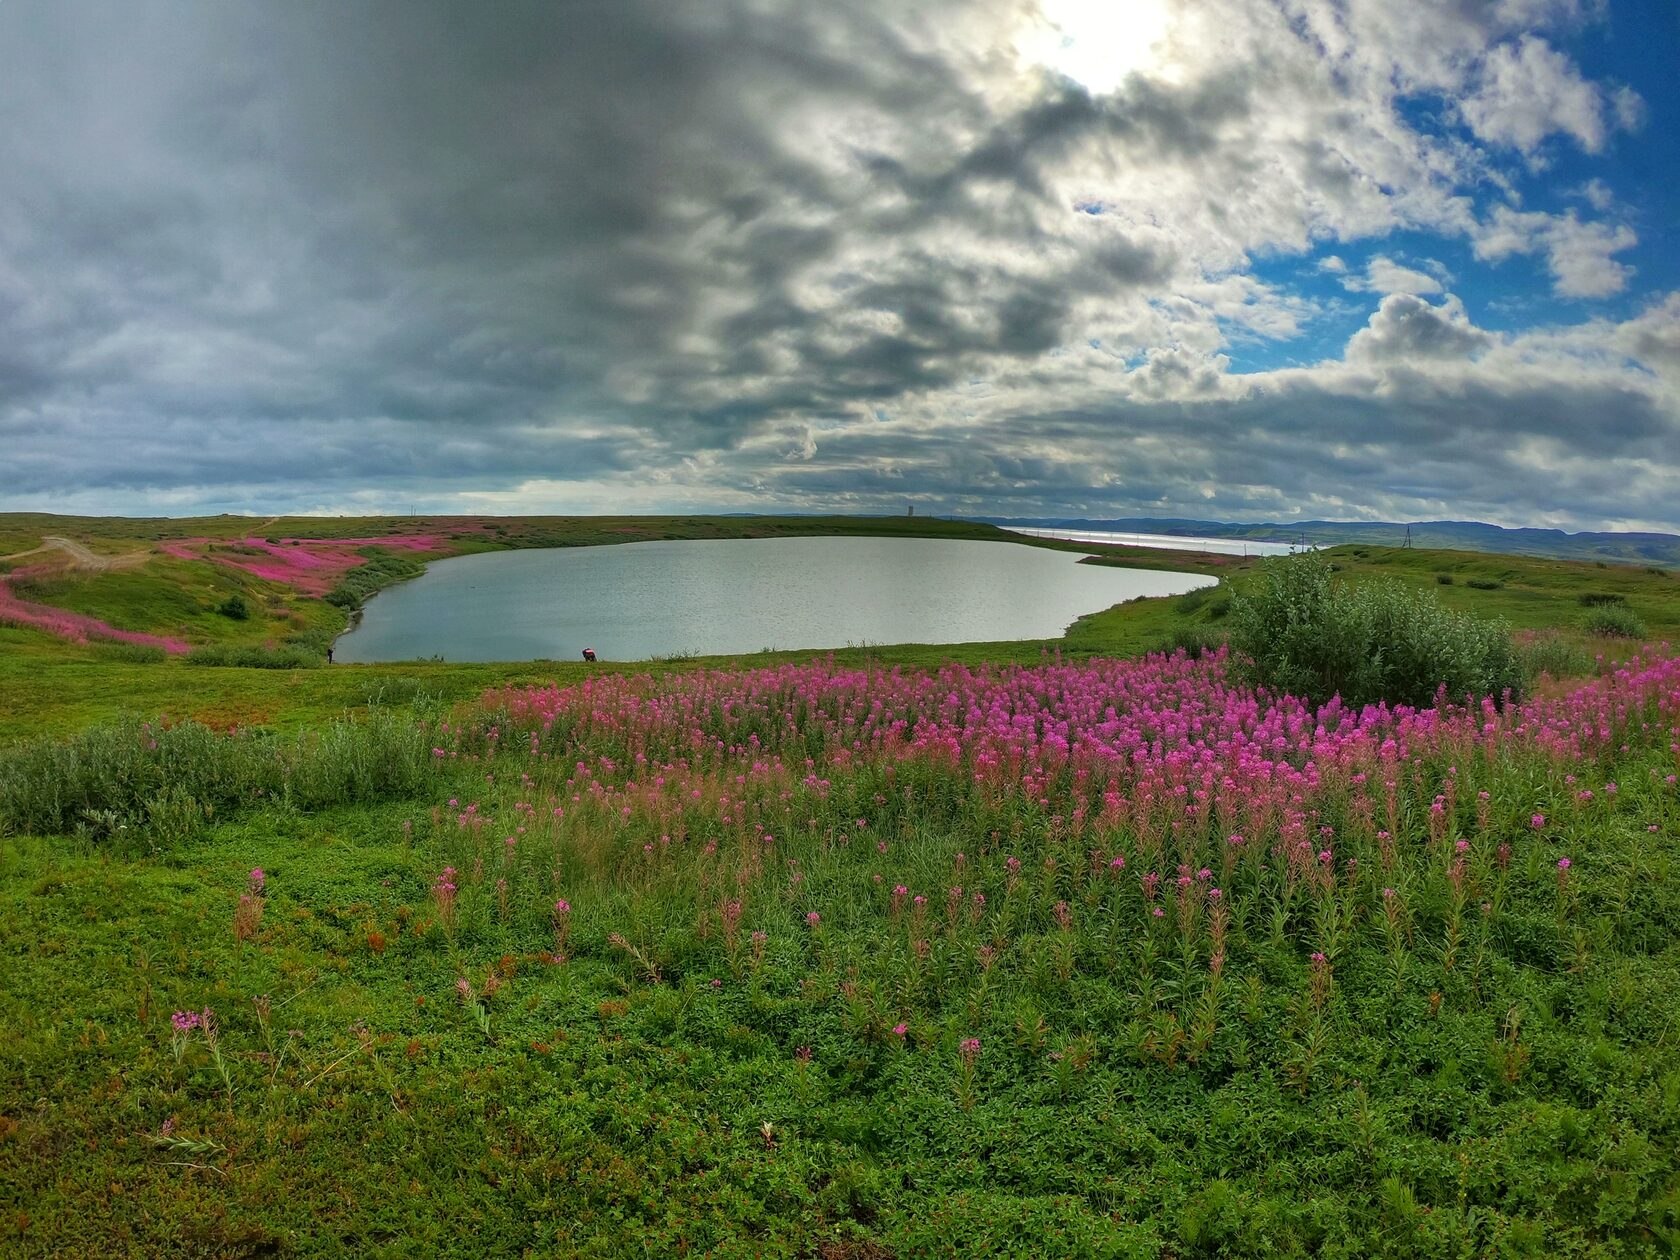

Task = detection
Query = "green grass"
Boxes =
[3,654,1679,1255]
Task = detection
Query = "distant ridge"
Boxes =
[978,516,1680,568]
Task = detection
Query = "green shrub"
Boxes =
[1583,605,1646,639]
[1434,572,1454,585]
[1465,577,1502,590]
[1227,553,1523,708]
[186,644,321,669]
[1577,592,1626,607]
[216,594,250,620]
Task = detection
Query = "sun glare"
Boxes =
[1017,0,1176,94]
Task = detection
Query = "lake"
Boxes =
[332,536,1213,663]
[1002,526,1300,556]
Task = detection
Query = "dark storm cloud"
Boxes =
[0,0,1675,528]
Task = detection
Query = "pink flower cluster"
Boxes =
[160,533,445,594]
[466,648,1679,848]
[0,577,190,653]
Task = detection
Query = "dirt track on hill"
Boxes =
[0,535,152,572]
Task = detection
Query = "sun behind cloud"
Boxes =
[1016,0,1179,93]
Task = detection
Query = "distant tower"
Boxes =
[1403,525,1412,549]
[907,504,914,517]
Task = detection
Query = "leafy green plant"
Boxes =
[1227,553,1523,707]
[1583,604,1646,638]
[216,595,251,620]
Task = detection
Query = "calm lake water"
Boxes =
[1003,526,1300,556]
[333,536,1213,663]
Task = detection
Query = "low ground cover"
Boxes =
[4,650,1678,1255]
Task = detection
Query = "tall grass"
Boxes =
[0,709,437,842]
[186,644,322,669]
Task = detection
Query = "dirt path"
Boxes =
[0,535,152,572]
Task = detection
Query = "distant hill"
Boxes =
[979,516,1680,568]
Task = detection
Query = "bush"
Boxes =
[1465,577,1502,590]
[1435,572,1454,585]
[1227,553,1523,708]
[1583,605,1646,639]
[216,595,250,620]
[1578,592,1626,607]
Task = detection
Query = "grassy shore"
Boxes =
[2,517,1678,1256]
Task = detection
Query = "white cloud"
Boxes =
[1343,255,1445,296]
[1576,177,1614,211]
[1345,293,1488,362]
[1475,207,1637,298]
[1460,36,1607,155]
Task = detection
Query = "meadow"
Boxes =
[1,518,1678,1256]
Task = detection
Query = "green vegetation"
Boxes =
[324,548,427,612]
[1584,605,1648,639]
[1226,553,1523,707]
[1515,631,1595,684]
[185,645,325,670]
[0,709,432,841]
[3,646,1679,1255]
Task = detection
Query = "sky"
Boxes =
[1,0,1678,531]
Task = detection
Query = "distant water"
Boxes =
[1002,526,1300,557]
[333,536,1213,663]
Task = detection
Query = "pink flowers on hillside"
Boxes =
[0,577,190,653]
[159,533,445,594]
